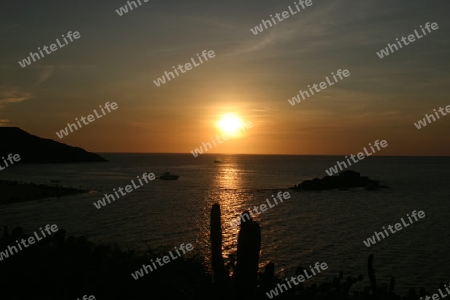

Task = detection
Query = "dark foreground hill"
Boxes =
[0,127,106,163]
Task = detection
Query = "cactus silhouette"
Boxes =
[261,262,275,291]
[236,210,261,294]
[368,254,398,300]
[389,276,395,295]
[368,254,378,298]
[210,203,226,284]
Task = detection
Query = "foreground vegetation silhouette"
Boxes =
[0,207,431,299]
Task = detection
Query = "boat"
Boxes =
[214,158,222,163]
[158,172,179,180]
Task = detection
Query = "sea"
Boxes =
[0,154,449,295]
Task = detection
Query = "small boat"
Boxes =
[214,158,222,163]
[158,172,179,180]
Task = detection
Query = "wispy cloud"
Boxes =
[0,119,10,126]
[35,65,54,85]
[0,85,32,107]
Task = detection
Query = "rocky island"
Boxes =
[0,180,89,205]
[289,170,387,191]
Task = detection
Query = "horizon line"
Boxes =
[94,152,450,157]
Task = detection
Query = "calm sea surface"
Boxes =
[0,154,449,294]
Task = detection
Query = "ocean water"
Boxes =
[0,154,449,294]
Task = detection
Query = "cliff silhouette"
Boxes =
[0,127,106,163]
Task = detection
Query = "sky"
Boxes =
[1,0,449,155]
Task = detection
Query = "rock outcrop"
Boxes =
[0,127,107,163]
[289,170,387,191]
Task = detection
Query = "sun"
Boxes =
[217,113,244,135]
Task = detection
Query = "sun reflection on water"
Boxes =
[212,157,245,261]
[201,156,265,275]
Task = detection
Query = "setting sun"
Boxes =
[217,113,244,135]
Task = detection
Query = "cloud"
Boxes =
[35,65,54,85]
[0,85,32,107]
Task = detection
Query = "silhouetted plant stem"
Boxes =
[368,254,378,298]
[236,211,261,295]
[210,203,226,284]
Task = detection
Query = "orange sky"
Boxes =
[1,0,449,155]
